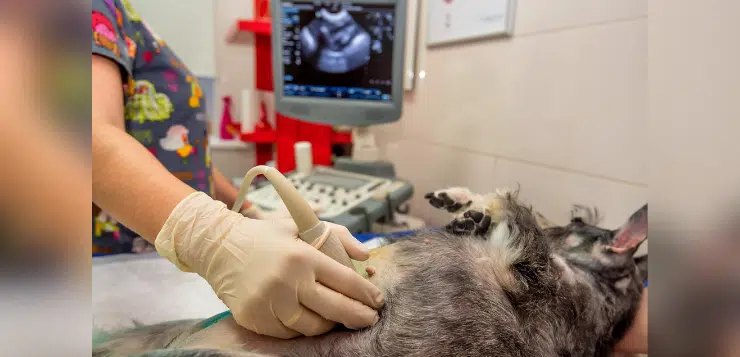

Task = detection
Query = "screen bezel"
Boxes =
[272,0,407,126]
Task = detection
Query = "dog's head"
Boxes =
[545,204,648,285]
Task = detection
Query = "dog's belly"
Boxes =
[95,234,526,357]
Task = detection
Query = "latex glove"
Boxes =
[155,192,383,339]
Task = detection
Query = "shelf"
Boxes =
[238,20,271,35]
[226,19,271,43]
[241,130,277,144]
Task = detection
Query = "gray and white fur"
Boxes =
[94,187,647,357]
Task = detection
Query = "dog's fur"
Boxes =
[94,187,647,357]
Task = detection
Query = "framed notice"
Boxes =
[426,0,516,47]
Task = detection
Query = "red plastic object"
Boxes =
[240,99,277,165]
[298,120,334,167]
[331,131,353,144]
[275,114,297,172]
[272,115,338,172]
[219,96,240,140]
[236,20,271,35]
[255,100,274,132]
[256,0,270,17]
[240,131,276,143]
[254,33,273,91]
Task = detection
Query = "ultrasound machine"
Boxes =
[244,0,416,234]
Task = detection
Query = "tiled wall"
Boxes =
[376,0,648,236]
[212,1,648,245]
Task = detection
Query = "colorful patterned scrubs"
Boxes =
[92,0,213,255]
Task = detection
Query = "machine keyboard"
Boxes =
[245,166,393,218]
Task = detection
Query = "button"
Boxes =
[342,201,348,206]
[355,194,361,199]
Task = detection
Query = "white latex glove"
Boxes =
[155,192,383,339]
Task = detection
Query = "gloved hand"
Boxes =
[155,192,383,339]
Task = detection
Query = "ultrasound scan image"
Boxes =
[282,1,395,100]
[299,5,372,74]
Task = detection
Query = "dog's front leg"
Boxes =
[438,188,554,290]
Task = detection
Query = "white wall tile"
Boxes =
[513,0,646,35]
[490,158,646,229]
[384,141,647,235]
[562,20,647,184]
[401,19,646,183]
[386,139,498,226]
[487,158,571,224]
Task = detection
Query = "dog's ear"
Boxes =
[609,204,648,255]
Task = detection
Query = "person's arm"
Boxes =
[615,288,648,353]
[92,54,195,242]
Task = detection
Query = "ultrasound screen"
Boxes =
[280,1,396,101]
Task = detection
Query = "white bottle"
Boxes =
[294,141,313,174]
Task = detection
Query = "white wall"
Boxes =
[129,0,216,77]
[212,0,648,237]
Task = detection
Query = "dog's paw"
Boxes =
[445,210,492,236]
[424,187,475,213]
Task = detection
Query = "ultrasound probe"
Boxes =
[232,165,355,270]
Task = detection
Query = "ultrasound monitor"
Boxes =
[271,0,407,126]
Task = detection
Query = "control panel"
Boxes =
[246,166,392,218]
[237,166,414,232]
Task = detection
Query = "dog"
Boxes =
[93,187,647,357]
